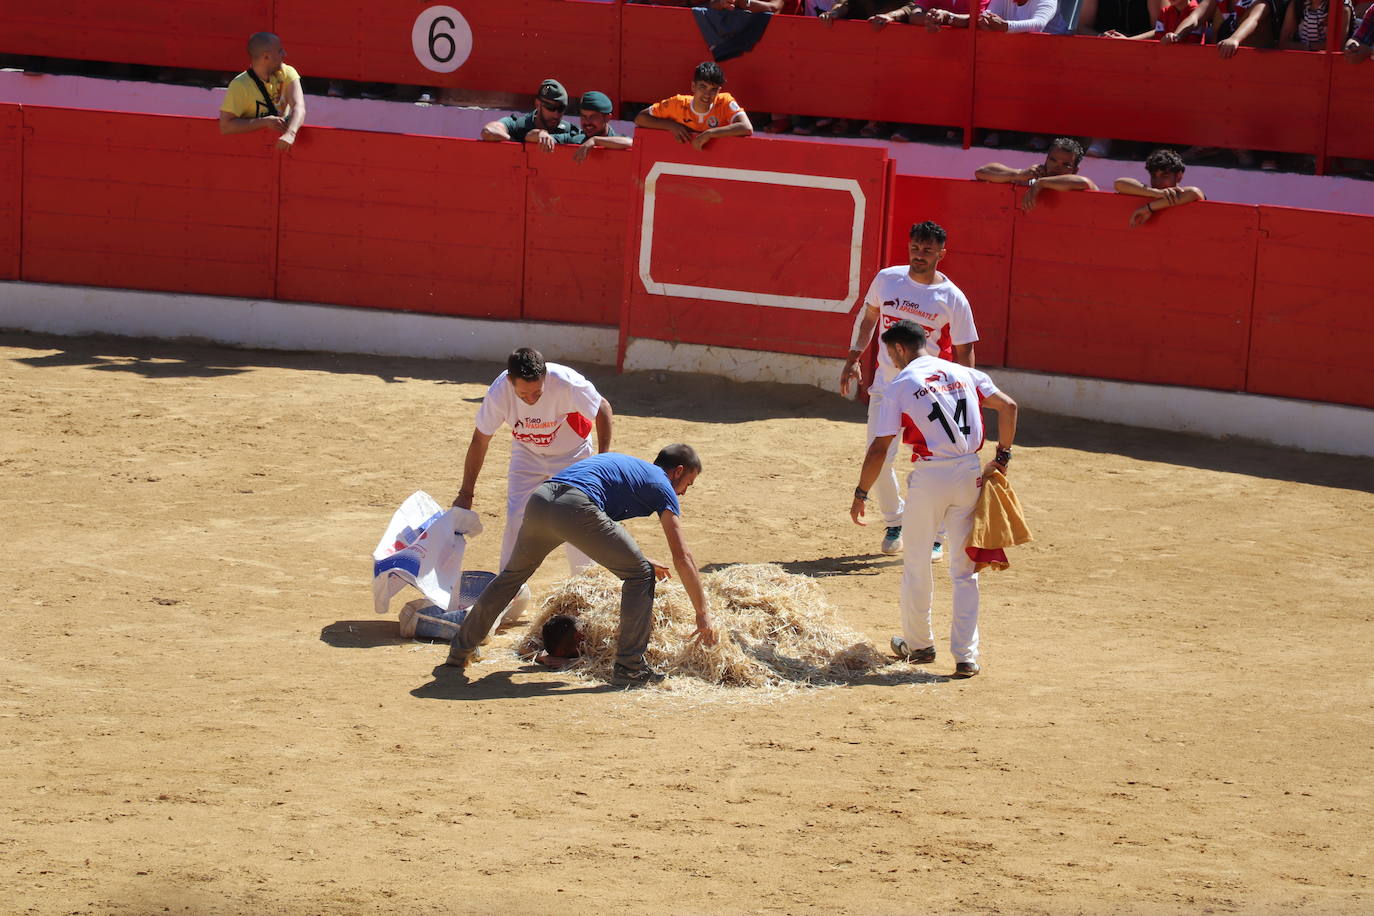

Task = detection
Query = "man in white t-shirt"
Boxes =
[850,320,1019,679]
[453,348,614,578]
[839,220,979,561]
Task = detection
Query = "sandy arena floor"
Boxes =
[2,330,1371,915]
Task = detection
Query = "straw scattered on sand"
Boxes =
[515,563,911,691]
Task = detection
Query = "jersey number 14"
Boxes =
[928,398,970,443]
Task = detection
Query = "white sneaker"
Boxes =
[931,541,944,562]
[881,526,904,555]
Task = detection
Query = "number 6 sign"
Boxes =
[411,5,473,73]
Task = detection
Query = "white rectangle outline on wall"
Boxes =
[637,162,866,313]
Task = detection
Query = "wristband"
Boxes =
[853,486,869,501]
[994,447,1012,466]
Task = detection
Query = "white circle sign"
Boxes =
[412,6,472,73]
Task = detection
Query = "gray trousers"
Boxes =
[449,481,656,669]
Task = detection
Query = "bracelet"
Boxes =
[457,489,474,497]
[1146,201,1157,212]
[853,486,869,501]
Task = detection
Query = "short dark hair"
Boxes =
[506,347,547,382]
[880,319,929,350]
[909,220,947,245]
[693,61,725,86]
[541,614,580,658]
[654,443,702,474]
[1049,137,1085,167]
[247,32,280,56]
[1145,148,1185,175]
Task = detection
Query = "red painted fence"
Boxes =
[3,104,1374,413]
[0,2,1370,164]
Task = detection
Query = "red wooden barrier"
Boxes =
[277,0,620,99]
[0,104,20,281]
[276,128,526,318]
[885,177,1015,366]
[0,0,269,72]
[1325,60,1374,161]
[625,131,889,357]
[974,35,1330,156]
[620,7,971,125]
[521,144,635,326]
[1248,207,1374,409]
[21,107,277,298]
[1006,190,1258,391]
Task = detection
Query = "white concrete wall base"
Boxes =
[623,338,846,392]
[0,282,618,366]
[3,282,1368,458]
[990,369,1374,459]
[622,339,1374,458]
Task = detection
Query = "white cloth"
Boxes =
[899,453,984,662]
[474,362,602,459]
[372,491,483,615]
[987,0,1069,33]
[501,440,595,573]
[865,388,905,526]
[862,267,978,395]
[873,355,999,462]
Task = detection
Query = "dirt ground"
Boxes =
[2,329,1371,915]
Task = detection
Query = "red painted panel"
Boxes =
[277,0,619,97]
[522,144,635,326]
[21,107,276,298]
[621,6,970,124]
[1006,190,1257,391]
[276,128,525,318]
[886,176,1015,367]
[0,0,270,71]
[627,131,889,357]
[1326,61,1374,161]
[975,36,1328,155]
[0,105,20,281]
[1249,207,1374,409]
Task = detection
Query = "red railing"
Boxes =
[0,1,1369,169]
[2,103,1372,409]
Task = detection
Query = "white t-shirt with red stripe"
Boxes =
[874,355,999,462]
[864,267,978,393]
[474,363,602,459]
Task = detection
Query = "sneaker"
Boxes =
[951,661,980,679]
[891,636,936,664]
[398,602,418,638]
[881,526,904,555]
[611,663,666,687]
[443,644,481,669]
[930,541,943,562]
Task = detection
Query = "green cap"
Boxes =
[578,90,613,114]
[536,79,568,108]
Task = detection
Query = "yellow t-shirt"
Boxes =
[220,64,301,119]
[648,92,743,133]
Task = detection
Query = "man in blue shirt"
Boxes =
[444,445,718,685]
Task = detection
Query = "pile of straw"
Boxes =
[515,564,895,688]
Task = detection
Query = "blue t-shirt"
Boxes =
[551,453,681,522]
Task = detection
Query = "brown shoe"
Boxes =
[443,645,481,668]
[951,662,980,679]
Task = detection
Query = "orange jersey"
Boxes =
[647,92,744,133]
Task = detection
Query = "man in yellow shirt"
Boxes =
[635,61,753,151]
[219,32,306,151]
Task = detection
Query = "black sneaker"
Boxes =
[611,663,666,687]
[890,636,936,664]
[951,661,980,679]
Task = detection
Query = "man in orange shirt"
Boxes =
[634,61,754,151]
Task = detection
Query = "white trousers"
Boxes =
[900,453,982,663]
[865,388,905,526]
[502,442,594,575]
